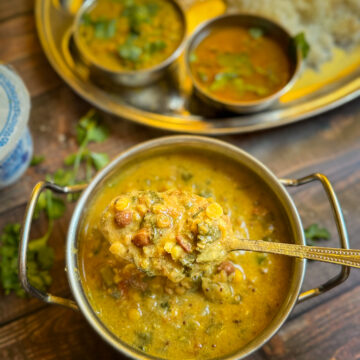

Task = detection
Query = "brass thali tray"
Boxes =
[36,0,360,134]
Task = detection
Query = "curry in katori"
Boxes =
[189,26,293,102]
[78,0,183,71]
[79,152,293,359]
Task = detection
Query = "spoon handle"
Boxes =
[232,239,360,269]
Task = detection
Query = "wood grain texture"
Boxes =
[0,0,32,22]
[263,285,360,360]
[0,0,360,359]
[0,306,122,360]
[0,14,40,63]
[0,203,74,325]
[0,304,267,360]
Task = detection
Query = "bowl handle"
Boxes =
[19,181,87,310]
[280,173,350,303]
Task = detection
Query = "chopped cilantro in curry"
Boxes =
[190,25,293,102]
[78,0,183,71]
[79,152,293,359]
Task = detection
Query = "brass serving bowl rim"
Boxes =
[73,0,187,77]
[66,135,306,360]
[185,13,302,111]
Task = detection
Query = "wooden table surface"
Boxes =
[1,1,360,359]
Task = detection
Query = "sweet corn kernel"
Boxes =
[122,263,136,276]
[164,242,174,253]
[175,286,186,295]
[139,258,150,269]
[206,202,223,219]
[190,221,198,233]
[180,278,192,289]
[171,244,183,260]
[128,308,142,321]
[113,274,122,284]
[114,197,130,211]
[171,307,179,318]
[165,287,174,295]
[133,212,141,221]
[218,221,227,237]
[233,269,243,284]
[169,208,180,217]
[109,242,126,257]
[151,282,161,291]
[164,180,174,190]
[136,204,148,216]
[143,245,156,257]
[157,214,171,228]
[198,223,208,233]
[152,203,166,214]
[219,270,227,282]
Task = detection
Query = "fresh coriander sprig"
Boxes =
[30,155,45,166]
[60,109,109,199]
[0,109,110,298]
[304,224,330,245]
[0,223,53,297]
[293,32,310,59]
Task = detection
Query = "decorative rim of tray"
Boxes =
[35,0,360,135]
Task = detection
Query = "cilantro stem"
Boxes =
[72,141,89,184]
[85,154,93,182]
[28,219,54,251]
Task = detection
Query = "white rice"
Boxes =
[225,0,360,68]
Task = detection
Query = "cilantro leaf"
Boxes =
[0,109,111,299]
[293,32,310,59]
[94,19,117,39]
[64,151,88,166]
[45,191,66,220]
[118,43,143,62]
[76,110,109,145]
[189,52,198,63]
[50,169,74,187]
[64,153,77,166]
[304,224,330,245]
[145,40,166,54]
[82,13,93,26]
[30,155,45,166]
[90,152,110,171]
[87,124,109,143]
[37,246,55,270]
[0,223,54,297]
[76,109,98,144]
[249,27,264,39]
[209,72,238,91]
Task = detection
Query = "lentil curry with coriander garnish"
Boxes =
[189,25,293,103]
[101,189,242,302]
[79,151,293,359]
[77,0,183,71]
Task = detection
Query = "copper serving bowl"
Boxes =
[20,136,349,359]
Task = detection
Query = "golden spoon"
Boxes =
[232,239,360,268]
[102,189,359,276]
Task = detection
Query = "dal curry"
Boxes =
[79,152,293,359]
[77,0,184,71]
[189,26,293,102]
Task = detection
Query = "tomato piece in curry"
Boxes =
[79,152,293,359]
[189,26,293,103]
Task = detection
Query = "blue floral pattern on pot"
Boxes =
[0,72,21,148]
[0,127,33,188]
